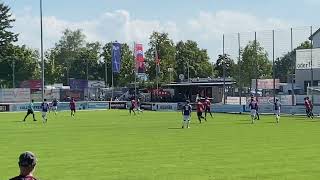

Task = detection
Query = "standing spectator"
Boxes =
[9,151,38,180]
[23,100,36,122]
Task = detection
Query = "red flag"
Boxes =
[134,43,145,73]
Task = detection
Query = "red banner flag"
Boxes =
[135,43,145,73]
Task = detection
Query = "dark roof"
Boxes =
[165,82,235,87]
[309,28,320,40]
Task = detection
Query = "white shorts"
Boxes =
[183,115,191,121]
[52,106,57,111]
[42,111,47,117]
[250,109,257,116]
[275,109,280,116]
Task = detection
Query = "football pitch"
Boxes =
[1,110,320,180]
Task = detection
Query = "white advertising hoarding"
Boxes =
[0,88,30,103]
[251,79,280,90]
[296,48,320,69]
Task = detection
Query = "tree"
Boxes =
[176,40,212,80]
[101,42,135,87]
[45,29,103,85]
[0,45,40,87]
[240,40,272,88]
[275,41,312,82]
[145,32,176,83]
[0,3,18,48]
[215,54,234,78]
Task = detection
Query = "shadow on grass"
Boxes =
[304,120,320,123]
[235,122,253,124]
[168,127,183,130]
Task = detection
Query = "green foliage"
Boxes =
[215,54,234,78]
[0,3,18,47]
[0,45,40,87]
[176,40,212,80]
[240,40,272,88]
[101,42,135,87]
[45,29,102,85]
[145,32,176,83]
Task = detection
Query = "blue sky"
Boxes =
[2,0,319,60]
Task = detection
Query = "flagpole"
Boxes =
[155,44,159,101]
[111,42,114,101]
[134,42,137,99]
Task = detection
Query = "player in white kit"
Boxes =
[274,99,281,123]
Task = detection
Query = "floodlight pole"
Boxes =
[222,34,226,104]
[40,0,45,102]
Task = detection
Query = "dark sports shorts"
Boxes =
[197,112,203,117]
[70,108,76,112]
[27,109,34,115]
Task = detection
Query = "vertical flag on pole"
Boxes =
[134,43,145,73]
[112,42,121,73]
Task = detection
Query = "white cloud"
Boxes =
[12,8,295,61]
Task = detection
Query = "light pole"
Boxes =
[12,58,15,88]
[40,0,45,101]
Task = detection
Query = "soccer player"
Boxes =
[255,97,260,120]
[182,100,192,128]
[204,97,213,120]
[136,98,143,113]
[249,97,258,124]
[41,99,49,123]
[304,97,312,118]
[129,98,136,115]
[69,98,76,118]
[307,97,314,119]
[196,99,205,123]
[51,98,59,115]
[23,99,36,122]
[274,99,281,123]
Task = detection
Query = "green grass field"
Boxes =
[1,110,320,180]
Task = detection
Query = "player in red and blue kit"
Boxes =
[129,99,136,115]
[196,99,205,123]
[182,100,192,128]
[249,97,258,124]
[204,97,213,120]
[69,98,76,118]
[41,99,50,123]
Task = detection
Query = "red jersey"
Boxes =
[204,99,211,108]
[70,100,76,110]
[308,100,313,109]
[304,100,311,110]
[131,100,137,108]
[196,102,204,112]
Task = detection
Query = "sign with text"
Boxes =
[296,48,320,69]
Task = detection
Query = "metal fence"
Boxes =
[222,26,320,105]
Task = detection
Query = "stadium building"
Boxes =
[164,77,236,103]
[295,28,320,93]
